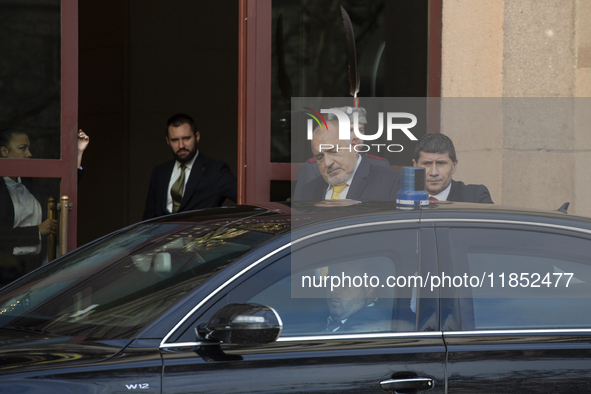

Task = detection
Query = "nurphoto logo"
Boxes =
[303,107,418,153]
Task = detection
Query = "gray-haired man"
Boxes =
[294,106,391,198]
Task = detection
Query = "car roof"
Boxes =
[142,201,591,235]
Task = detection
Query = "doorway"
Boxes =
[78,0,240,245]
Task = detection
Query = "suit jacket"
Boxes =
[293,154,400,202]
[294,154,390,198]
[447,180,493,203]
[0,178,43,253]
[341,301,392,332]
[322,300,392,333]
[143,152,237,220]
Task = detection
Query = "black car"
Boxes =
[1,201,591,393]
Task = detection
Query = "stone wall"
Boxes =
[441,0,591,217]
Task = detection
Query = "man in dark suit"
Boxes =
[412,133,493,203]
[292,120,400,202]
[143,114,237,220]
[324,296,391,333]
[322,262,391,333]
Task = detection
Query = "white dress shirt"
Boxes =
[431,182,452,201]
[4,177,42,255]
[166,150,199,214]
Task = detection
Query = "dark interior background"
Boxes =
[78,0,239,245]
[77,0,428,245]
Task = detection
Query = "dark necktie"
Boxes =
[171,164,186,213]
[429,196,439,201]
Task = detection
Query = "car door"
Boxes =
[161,225,444,393]
[437,222,591,393]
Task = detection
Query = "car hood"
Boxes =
[0,328,131,374]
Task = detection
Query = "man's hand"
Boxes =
[39,219,58,236]
[77,129,90,169]
[78,130,90,153]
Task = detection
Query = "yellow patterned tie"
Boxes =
[331,184,347,200]
[171,164,186,213]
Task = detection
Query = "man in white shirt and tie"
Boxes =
[143,114,237,219]
[412,133,493,203]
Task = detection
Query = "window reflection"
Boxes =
[0,223,274,340]
[0,0,61,159]
[0,177,60,287]
[270,0,429,164]
[452,228,591,330]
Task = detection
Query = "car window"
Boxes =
[0,223,274,340]
[194,229,422,339]
[449,227,591,330]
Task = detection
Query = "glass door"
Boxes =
[0,0,79,285]
[238,0,441,203]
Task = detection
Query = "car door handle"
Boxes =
[379,377,434,392]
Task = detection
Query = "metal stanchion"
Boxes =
[58,196,70,257]
[47,197,57,262]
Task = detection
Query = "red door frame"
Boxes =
[1,0,79,250]
[238,0,277,204]
[238,0,441,204]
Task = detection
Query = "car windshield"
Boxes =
[0,221,275,340]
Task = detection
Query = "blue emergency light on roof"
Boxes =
[396,167,429,209]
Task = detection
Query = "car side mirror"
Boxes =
[197,303,283,346]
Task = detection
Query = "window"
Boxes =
[450,227,591,330]
[189,228,423,340]
[0,0,62,157]
[0,222,274,340]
